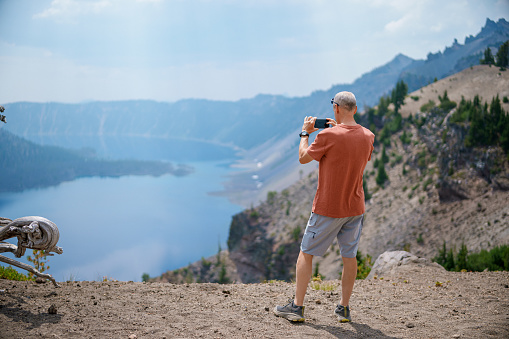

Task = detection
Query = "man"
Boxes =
[274,91,374,323]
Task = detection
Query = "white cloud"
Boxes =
[33,0,112,21]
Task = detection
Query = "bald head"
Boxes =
[333,91,357,112]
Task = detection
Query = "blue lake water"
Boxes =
[0,135,245,282]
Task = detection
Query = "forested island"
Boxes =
[0,129,193,192]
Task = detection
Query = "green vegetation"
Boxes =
[400,130,412,144]
[420,100,436,113]
[267,191,277,205]
[356,251,372,279]
[438,90,457,111]
[450,95,509,153]
[26,250,50,279]
[434,242,509,272]
[0,265,32,281]
[313,263,324,280]
[218,262,230,284]
[363,177,371,201]
[495,40,509,69]
[141,273,150,282]
[291,226,301,242]
[375,160,388,187]
[480,46,496,65]
[310,276,337,291]
[391,80,408,115]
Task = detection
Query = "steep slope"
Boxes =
[157,65,509,284]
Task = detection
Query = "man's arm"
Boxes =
[299,136,314,164]
[299,116,319,164]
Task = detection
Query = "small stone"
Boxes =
[48,304,58,314]
[406,323,415,328]
[315,300,322,304]
[35,277,47,284]
[128,334,137,339]
[265,307,269,311]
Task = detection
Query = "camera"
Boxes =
[314,118,332,129]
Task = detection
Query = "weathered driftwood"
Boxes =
[0,216,63,287]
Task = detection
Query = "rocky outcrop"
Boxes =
[366,251,445,279]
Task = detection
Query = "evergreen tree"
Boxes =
[381,145,389,164]
[391,80,408,114]
[456,243,468,271]
[495,40,509,68]
[480,47,495,65]
[445,248,455,271]
[363,177,371,201]
[375,160,388,187]
[377,95,390,117]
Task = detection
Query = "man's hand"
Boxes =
[327,118,337,127]
[302,116,319,134]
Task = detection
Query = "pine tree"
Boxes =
[495,40,509,68]
[381,145,389,164]
[375,161,388,187]
[480,47,495,65]
[456,243,468,271]
[391,80,408,114]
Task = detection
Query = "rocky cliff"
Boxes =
[155,65,509,284]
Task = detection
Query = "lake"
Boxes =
[0,136,245,282]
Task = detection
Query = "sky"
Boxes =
[0,0,508,104]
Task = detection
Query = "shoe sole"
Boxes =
[273,307,305,322]
[334,310,351,323]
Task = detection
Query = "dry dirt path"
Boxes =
[1,269,508,338]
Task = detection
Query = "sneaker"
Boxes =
[334,304,351,322]
[273,300,305,322]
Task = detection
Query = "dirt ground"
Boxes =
[1,267,508,339]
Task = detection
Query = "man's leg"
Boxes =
[294,250,313,306]
[339,256,357,306]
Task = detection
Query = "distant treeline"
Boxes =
[0,129,193,192]
[434,242,509,272]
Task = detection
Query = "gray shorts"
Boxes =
[300,212,364,258]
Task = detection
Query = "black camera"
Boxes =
[314,118,332,129]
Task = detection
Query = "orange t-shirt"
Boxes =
[306,124,375,218]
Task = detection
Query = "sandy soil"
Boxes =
[400,64,509,118]
[1,266,508,339]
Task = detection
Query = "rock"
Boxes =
[48,304,58,314]
[367,251,445,279]
[35,277,47,284]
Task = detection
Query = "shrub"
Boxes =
[375,161,388,187]
[434,243,509,272]
[26,250,50,279]
[356,251,372,279]
[420,100,436,113]
[267,191,277,205]
[0,265,31,281]
[291,226,301,242]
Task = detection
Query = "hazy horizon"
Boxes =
[0,0,508,104]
